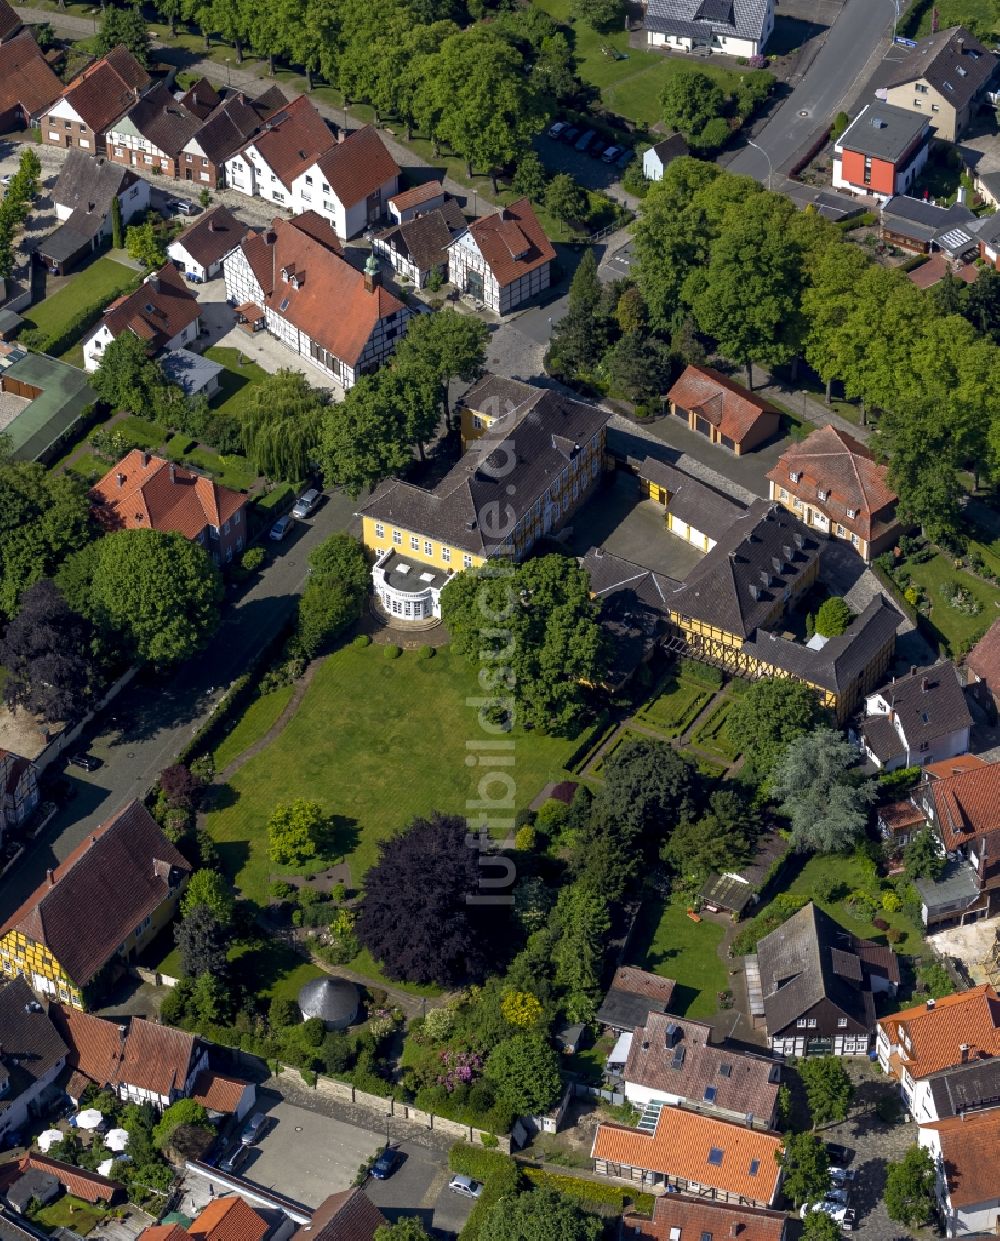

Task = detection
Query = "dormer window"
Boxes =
[846,507,857,518]
[818,488,829,501]
[790,470,801,483]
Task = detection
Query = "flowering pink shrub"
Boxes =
[437,1048,482,1092]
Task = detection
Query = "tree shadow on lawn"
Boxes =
[315,813,360,862]
[214,838,250,881]
[203,782,240,812]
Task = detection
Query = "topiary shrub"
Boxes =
[241,545,265,572]
[352,633,371,647]
[417,644,435,660]
[384,644,402,659]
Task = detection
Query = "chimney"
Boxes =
[146,271,159,292]
[208,217,216,232]
[921,677,929,693]
[957,36,964,50]
[927,997,936,1010]
[141,450,150,467]
[911,665,917,677]
[364,252,381,293]
[169,463,176,484]
[960,1043,970,1063]
[46,868,55,887]
[116,472,125,488]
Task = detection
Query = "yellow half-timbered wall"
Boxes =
[0,931,82,1008]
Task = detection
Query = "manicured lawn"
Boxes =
[30,1196,108,1235]
[117,414,168,449]
[690,697,741,762]
[896,550,1000,654]
[904,0,996,37]
[177,442,259,491]
[203,643,580,902]
[344,946,443,998]
[23,257,136,345]
[230,939,326,1002]
[629,896,728,1019]
[786,853,925,955]
[205,346,269,420]
[635,672,713,738]
[213,685,295,772]
[64,451,108,483]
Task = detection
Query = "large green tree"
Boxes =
[441,555,607,735]
[297,534,370,660]
[241,370,326,482]
[660,69,725,139]
[484,1033,562,1117]
[480,1186,601,1241]
[727,678,822,783]
[95,4,152,64]
[771,728,874,854]
[798,1056,854,1127]
[885,1145,937,1227]
[393,306,487,425]
[267,798,326,865]
[780,1133,830,1208]
[90,332,172,416]
[180,868,235,924]
[546,248,609,376]
[551,883,610,1023]
[318,372,412,497]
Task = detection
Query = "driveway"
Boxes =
[2,490,358,909]
[727,0,898,182]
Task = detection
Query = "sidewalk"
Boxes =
[749,362,870,442]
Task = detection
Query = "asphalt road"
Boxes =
[3,492,357,911]
[728,0,899,183]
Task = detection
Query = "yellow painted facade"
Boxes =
[639,476,716,552]
[362,516,486,575]
[460,405,498,451]
[769,482,872,562]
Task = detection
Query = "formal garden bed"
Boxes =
[689,696,742,763]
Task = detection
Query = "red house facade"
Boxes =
[833,102,930,204]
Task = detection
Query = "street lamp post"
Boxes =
[384,1112,391,1146]
[746,139,773,191]
[225,58,232,87]
[89,8,98,32]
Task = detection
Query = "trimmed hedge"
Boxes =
[522,1167,654,1213]
[450,1144,521,1240]
[565,708,614,773]
[22,279,140,356]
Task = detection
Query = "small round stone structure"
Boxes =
[297,976,360,1030]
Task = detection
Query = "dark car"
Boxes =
[616,149,635,169]
[219,1145,250,1175]
[371,1147,401,1180]
[241,1112,268,1146]
[574,128,596,151]
[561,125,580,145]
[826,1142,852,1166]
[69,753,101,772]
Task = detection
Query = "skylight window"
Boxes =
[749,1159,761,1176]
[704,1086,717,1103]
[279,297,290,311]
[719,1064,732,1078]
[707,1147,724,1167]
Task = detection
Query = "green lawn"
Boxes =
[786,853,924,955]
[64,451,108,483]
[213,685,295,771]
[205,346,269,419]
[176,443,260,491]
[635,673,713,738]
[116,414,168,449]
[903,0,997,37]
[629,896,728,1019]
[344,946,443,998]
[30,1197,109,1235]
[896,550,1000,654]
[690,697,741,762]
[23,257,136,344]
[203,643,580,902]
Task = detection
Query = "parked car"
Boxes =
[830,1166,857,1185]
[269,514,294,542]
[601,145,623,163]
[616,149,635,169]
[448,1175,483,1199]
[547,120,567,139]
[574,129,596,151]
[822,1188,850,1206]
[826,1142,852,1166]
[0,174,10,188]
[292,488,321,519]
[219,1144,250,1175]
[371,1147,401,1180]
[240,1112,268,1146]
[560,125,581,145]
[801,1200,853,1223]
[174,199,200,216]
[69,753,101,772]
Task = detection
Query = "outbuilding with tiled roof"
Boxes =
[167,205,244,282]
[292,1189,387,1241]
[666,365,781,455]
[597,966,677,1035]
[17,1153,122,1204]
[447,198,555,314]
[373,198,466,288]
[623,1193,787,1241]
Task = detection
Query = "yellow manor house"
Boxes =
[1,800,190,1008]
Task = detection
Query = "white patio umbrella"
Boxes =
[37,1129,63,1152]
[75,1108,103,1131]
[105,1128,129,1152]
[98,1159,114,1178]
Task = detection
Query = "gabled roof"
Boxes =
[623,1194,787,1241]
[581,546,676,689]
[866,661,972,751]
[91,448,246,540]
[757,902,895,1036]
[358,388,610,554]
[648,133,689,166]
[0,800,191,987]
[170,204,244,269]
[292,1189,387,1241]
[881,195,977,247]
[178,77,221,121]
[112,81,202,155]
[189,1070,248,1113]
[928,762,1000,850]
[666,501,819,640]
[667,365,780,446]
[457,198,555,288]
[644,0,773,42]
[884,25,996,114]
[967,618,1000,693]
[51,1005,198,1099]
[18,1153,121,1204]
[625,1011,780,1121]
[877,984,1000,1079]
[233,215,403,367]
[388,179,444,213]
[57,44,151,133]
[98,263,201,353]
[245,94,335,190]
[188,1196,269,1241]
[635,454,748,543]
[49,1004,125,1090]
[592,1107,783,1204]
[313,125,399,209]
[927,1056,1000,1119]
[0,30,62,121]
[375,200,465,273]
[0,0,22,41]
[767,424,898,542]
[924,1107,1000,1207]
[192,89,277,165]
[0,976,68,1101]
[597,967,677,1031]
[53,148,141,216]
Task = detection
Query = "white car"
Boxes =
[547,120,567,139]
[448,1175,483,1199]
[801,1200,852,1223]
[830,1166,857,1185]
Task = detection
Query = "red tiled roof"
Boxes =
[99,262,201,352]
[623,1195,787,1241]
[929,763,1000,850]
[56,44,150,134]
[19,1154,121,1204]
[285,209,342,255]
[878,799,926,833]
[116,1018,196,1098]
[967,619,1000,693]
[388,179,443,213]
[315,125,399,210]
[292,1189,387,1241]
[463,198,555,288]
[0,800,191,987]
[592,1108,783,1205]
[767,424,898,543]
[925,1108,1000,1207]
[908,253,978,289]
[190,1070,248,1113]
[667,366,780,446]
[924,755,987,779]
[878,985,1000,1079]
[90,449,247,540]
[50,1005,124,1088]
[248,94,335,190]
[0,30,62,121]
[188,1196,269,1241]
[0,0,22,41]
[241,215,404,367]
[610,967,676,1006]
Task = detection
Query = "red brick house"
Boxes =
[666,365,781,455]
[90,449,249,566]
[40,45,151,156]
[0,31,62,133]
[832,102,930,203]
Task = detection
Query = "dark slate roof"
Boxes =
[927,1056,1000,1118]
[459,373,538,421]
[6,1169,59,1213]
[645,0,772,41]
[881,195,977,245]
[864,714,906,764]
[0,976,68,1114]
[597,968,676,1032]
[633,454,747,543]
[374,200,465,273]
[358,389,611,556]
[171,204,243,269]
[743,596,901,695]
[666,501,819,640]
[757,903,889,1036]
[884,25,997,114]
[117,82,202,156]
[974,211,1000,248]
[649,133,689,165]
[839,102,928,162]
[580,546,677,689]
[868,661,972,749]
[52,148,140,216]
[37,215,99,263]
